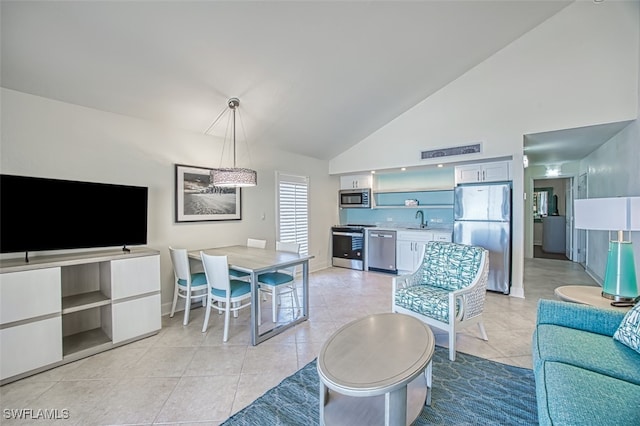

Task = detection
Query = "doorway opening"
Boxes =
[532,177,572,261]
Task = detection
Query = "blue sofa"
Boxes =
[532,299,640,425]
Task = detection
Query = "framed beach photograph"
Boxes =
[175,164,241,222]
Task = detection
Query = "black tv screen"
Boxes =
[0,174,148,254]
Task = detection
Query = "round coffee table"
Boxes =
[317,313,435,426]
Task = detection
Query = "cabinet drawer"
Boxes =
[111,294,161,344]
[397,231,434,242]
[111,255,160,300]
[433,233,452,242]
[0,268,61,324]
[0,317,62,380]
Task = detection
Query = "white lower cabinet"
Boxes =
[396,231,434,273]
[396,230,452,273]
[0,248,160,384]
[0,317,62,380]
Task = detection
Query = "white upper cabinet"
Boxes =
[340,174,372,189]
[455,161,511,185]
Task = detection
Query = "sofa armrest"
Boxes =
[536,299,626,337]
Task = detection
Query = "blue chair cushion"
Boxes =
[395,285,460,323]
[178,272,207,288]
[258,272,293,286]
[229,268,250,278]
[420,242,484,291]
[211,279,251,298]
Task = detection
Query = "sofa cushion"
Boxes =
[534,323,640,386]
[395,285,459,323]
[536,361,640,426]
[420,242,483,291]
[614,303,640,354]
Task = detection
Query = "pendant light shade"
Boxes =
[205,97,257,187]
[212,167,257,187]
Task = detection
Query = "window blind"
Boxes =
[276,173,309,255]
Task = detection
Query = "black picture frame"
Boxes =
[175,164,241,222]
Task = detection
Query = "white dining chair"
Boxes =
[257,241,300,324]
[229,238,267,281]
[169,247,208,326]
[200,252,252,342]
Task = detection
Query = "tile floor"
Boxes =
[0,257,598,425]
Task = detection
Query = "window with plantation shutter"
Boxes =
[276,172,309,255]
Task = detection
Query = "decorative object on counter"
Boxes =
[574,197,639,303]
[405,199,418,206]
[175,164,241,222]
[205,97,257,187]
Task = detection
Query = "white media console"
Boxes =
[0,248,161,385]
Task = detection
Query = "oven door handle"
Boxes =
[332,232,363,237]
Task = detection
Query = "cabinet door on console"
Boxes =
[0,268,63,381]
[110,255,160,300]
[112,294,161,344]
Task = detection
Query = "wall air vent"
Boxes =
[421,143,481,160]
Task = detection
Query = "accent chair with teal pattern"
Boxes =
[393,241,490,361]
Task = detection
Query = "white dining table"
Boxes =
[188,245,314,345]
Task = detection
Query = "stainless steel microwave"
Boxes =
[339,189,371,208]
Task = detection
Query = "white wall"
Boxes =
[329,1,639,297]
[579,120,640,284]
[0,88,338,313]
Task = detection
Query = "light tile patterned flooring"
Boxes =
[1,258,597,425]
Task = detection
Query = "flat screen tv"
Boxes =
[1,174,148,255]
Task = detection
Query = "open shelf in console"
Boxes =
[60,261,113,357]
[62,291,111,314]
[63,328,112,358]
[62,305,113,357]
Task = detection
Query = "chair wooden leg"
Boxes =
[478,322,488,341]
[223,304,231,342]
[272,287,279,323]
[448,331,456,361]
[201,298,212,333]
[170,285,179,318]
[183,289,192,326]
[291,285,300,314]
[258,290,262,326]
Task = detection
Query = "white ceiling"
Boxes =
[1,0,597,163]
[524,121,632,167]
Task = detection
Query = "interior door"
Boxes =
[576,173,587,266]
[565,177,574,260]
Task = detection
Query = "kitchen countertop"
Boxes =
[365,226,453,233]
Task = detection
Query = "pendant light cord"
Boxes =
[204,103,231,135]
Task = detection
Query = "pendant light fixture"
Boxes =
[205,97,257,187]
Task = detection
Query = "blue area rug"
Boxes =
[223,346,537,425]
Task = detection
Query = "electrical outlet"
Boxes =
[387,217,393,222]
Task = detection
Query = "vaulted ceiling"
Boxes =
[2,1,580,162]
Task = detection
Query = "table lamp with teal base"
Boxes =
[602,233,638,302]
[574,197,639,303]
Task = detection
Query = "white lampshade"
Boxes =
[574,197,640,231]
[631,197,640,230]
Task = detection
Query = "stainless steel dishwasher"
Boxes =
[367,230,397,274]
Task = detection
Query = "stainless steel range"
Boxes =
[331,224,375,270]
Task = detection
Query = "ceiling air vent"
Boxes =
[421,143,481,160]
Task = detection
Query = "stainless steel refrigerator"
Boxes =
[453,182,511,294]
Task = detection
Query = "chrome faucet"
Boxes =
[415,210,426,228]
